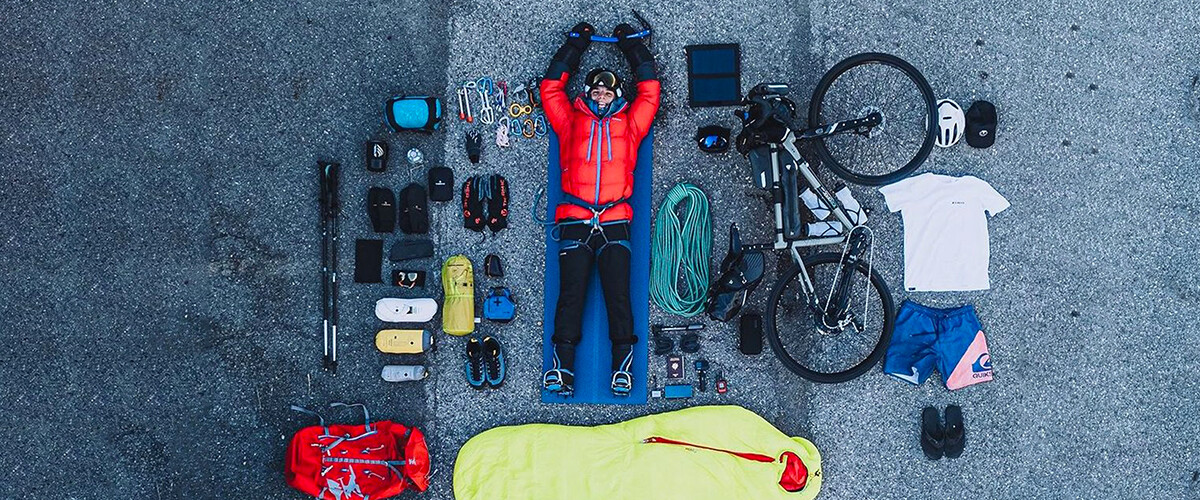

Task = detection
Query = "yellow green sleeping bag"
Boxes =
[453,405,822,500]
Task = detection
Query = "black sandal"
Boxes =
[920,406,944,460]
[943,405,965,458]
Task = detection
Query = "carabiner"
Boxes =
[521,118,536,138]
[533,114,548,137]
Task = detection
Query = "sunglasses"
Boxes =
[391,270,426,288]
[695,125,731,153]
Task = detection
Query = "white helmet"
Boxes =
[935,99,965,148]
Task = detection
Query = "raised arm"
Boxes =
[540,22,594,135]
[613,23,660,141]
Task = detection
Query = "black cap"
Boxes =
[965,101,997,148]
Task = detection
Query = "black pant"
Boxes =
[551,222,634,373]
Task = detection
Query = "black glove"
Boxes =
[566,22,595,50]
[547,22,595,79]
[612,23,657,82]
[613,23,640,51]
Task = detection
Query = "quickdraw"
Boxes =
[457,82,475,122]
[496,116,511,148]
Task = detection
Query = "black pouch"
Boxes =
[354,239,384,283]
[427,167,454,202]
[368,187,396,233]
[389,238,434,262]
[739,312,763,355]
[397,183,429,234]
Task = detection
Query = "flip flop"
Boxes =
[943,405,965,458]
[920,406,944,460]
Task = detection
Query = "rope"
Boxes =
[650,183,712,317]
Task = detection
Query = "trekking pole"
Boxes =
[319,161,341,373]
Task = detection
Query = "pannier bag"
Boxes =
[386,96,442,132]
[286,403,430,500]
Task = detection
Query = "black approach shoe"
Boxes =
[943,405,966,458]
[464,337,486,389]
[482,336,506,388]
[920,406,944,460]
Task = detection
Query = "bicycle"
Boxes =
[725,52,937,383]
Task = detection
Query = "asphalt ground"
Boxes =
[1,0,1198,499]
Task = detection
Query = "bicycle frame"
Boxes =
[745,128,873,332]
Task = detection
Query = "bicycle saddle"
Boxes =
[705,224,765,322]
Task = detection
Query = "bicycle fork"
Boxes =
[792,227,875,334]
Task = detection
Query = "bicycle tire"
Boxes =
[765,252,896,383]
[808,52,937,186]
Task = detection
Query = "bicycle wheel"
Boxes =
[765,252,895,383]
[808,53,937,186]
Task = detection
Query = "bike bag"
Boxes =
[386,96,442,132]
[285,403,429,500]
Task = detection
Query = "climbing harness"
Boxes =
[650,183,713,317]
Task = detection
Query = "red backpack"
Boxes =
[286,403,430,499]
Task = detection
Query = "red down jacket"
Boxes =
[541,74,661,223]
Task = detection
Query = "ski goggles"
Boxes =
[588,70,619,89]
[695,125,731,153]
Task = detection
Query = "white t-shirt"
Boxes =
[879,173,1009,292]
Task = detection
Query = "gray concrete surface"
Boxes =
[1,0,1198,499]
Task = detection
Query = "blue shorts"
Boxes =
[884,301,993,390]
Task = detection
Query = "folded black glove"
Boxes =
[566,22,595,50]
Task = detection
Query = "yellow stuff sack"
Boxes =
[441,255,474,336]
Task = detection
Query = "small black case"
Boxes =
[366,141,388,172]
[428,167,454,202]
[739,312,762,355]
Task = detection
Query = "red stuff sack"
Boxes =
[285,403,430,499]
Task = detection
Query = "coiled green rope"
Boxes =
[650,183,712,317]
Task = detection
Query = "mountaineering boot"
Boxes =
[543,347,575,396]
[920,406,945,460]
[543,368,575,396]
[482,336,506,388]
[465,337,486,389]
[611,346,634,396]
[943,405,966,459]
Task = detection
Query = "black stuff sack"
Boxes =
[368,187,396,233]
[398,183,429,234]
[428,167,454,202]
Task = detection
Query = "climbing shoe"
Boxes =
[543,368,574,396]
[482,336,506,388]
[611,370,633,396]
[465,337,486,389]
